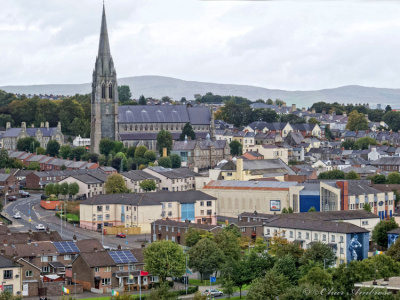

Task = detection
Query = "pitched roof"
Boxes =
[79,251,115,267]
[145,167,198,179]
[0,255,20,268]
[82,190,216,206]
[75,239,104,253]
[121,170,159,181]
[203,180,298,191]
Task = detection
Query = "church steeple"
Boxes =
[90,3,119,154]
[98,4,111,58]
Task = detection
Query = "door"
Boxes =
[94,278,100,289]
[22,284,28,296]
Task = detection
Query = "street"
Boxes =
[3,193,148,249]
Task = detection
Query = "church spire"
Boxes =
[98,3,111,57]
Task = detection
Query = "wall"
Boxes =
[346,232,369,263]
[40,200,62,210]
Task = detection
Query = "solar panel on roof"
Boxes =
[109,250,137,264]
[54,241,80,254]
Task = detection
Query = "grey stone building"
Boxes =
[90,4,119,154]
[89,5,213,154]
[1,122,64,150]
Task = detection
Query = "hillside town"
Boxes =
[2,2,400,300]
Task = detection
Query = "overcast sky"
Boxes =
[1,0,400,90]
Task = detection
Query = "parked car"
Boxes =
[41,194,48,200]
[116,233,126,238]
[7,195,17,202]
[13,212,21,219]
[203,289,223,297]
[19,191,30,198]
[35,224,46,230]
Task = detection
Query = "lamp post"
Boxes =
[74,273,76,296]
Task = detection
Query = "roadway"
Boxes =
[3,193,147,249]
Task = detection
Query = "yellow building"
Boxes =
[0,256,22,296]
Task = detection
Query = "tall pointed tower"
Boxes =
[90,4,119,154]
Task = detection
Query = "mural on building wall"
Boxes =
[388,233,399,248]
[270,200,281,211]
[347,233,368,261]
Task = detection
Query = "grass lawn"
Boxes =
[189,278,222,286]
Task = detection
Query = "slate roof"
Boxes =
[120,132,209,141]
[0,255,20,268]
[0,174,11,182]
[371,157,400,166]
[118,105,210,125]
[3,127,57,138]
[82,190,216,206]
[203,180,298,190]
[79,251,115,267]
[145,167,198,179]
[172,140,227,151]
[121,170,159,181]
[152,219,221,231]
[75,239,104,253]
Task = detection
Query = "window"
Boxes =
[3,270,12,279]
[331,235,335,242]
[3,286,12,294]
[119,266,124,271]
[129,265,134,271]
[362,221,368,225]
[241,227,246,232]
[290,231,293,238]
[168,211,172,216]
[97,215,103,221]
[314,233,318,240]
[41,256,48,262]
[42,266,49,273]
[95,267,99,273]
[340,248,344,254]
[340,236,344,243]
[25,270,33,277]
[207,201,212,207]
[102,278,111,286]
[105,266,111,272]
[322,234,326,241]
[200,210,204,215]
[52,255,57,262]
[101,83,106,99]
[109,84,113,99]
[64,255,72,260]
[298,232,302,239]
[306,232,310,240]
[207,210,212,215]
[105,214,110,220]
[106,205,110,211]
[266,229,270,235]
[200,201,204,207]
[168,203,172,208]
[97,206,102,212]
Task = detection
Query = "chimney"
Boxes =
[40,122,44,128]
[57,122,61,131]
[6,122,11,130]
[311,108,316,114]
[45,121,49,129]
[21,122,26,130]
[94,247,98,252]
[31,124,34,128]
[73,235,77,242]
[343,112,347,117]
[27,239,31,245]
[3,239,7,247]
[28,229,32,235]
[291,104,296,112]
[117,245,122,250]
[302,107,306,112]
[0,249,4,255]
[162,147,167,158]
[46,226,50,234]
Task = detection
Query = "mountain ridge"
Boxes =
[1,75,399,107]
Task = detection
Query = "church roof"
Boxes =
[118,105,210,124]
[98,4,111,57]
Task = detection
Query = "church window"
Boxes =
[145,125,148,131]
[124,125,127,131]
[135,125,138,130]
[130,125,132,131]
[140,125,143,130]
[150,125,153,130]
[108,84,113,99]
[101,84,106,99]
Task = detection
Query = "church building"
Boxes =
[90,5,214,153]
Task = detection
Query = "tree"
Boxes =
[341,140,358,150]
[318,170,345,180]
[386,105,392,112]
[99,138,115,156]
[170,154,181,168]
[126,146,136,158]
[16,137,40,152]
[144,150,156,162]
[70,147,85,161]
[36,147,46,155]
[44,183,55,196]
[250,109,278,123]
[0,149,9,168]
[221,258,250,298]
[308,206,316,212]
[273,254,299,283]
[354,137,377,150]
[105,174,130,194]
[138,95,147,105]
[184,228,213,247]
[144,240,185,282]
[139,179,157,192]
[383,111,400,131]
[229,140,242,156]
[387,237,400,261]
[188,238,224,281]
[363,203,372,212]
[27,162,40,171]
[158,157,172,168]
[300,241,336,267]
[346,110,368,131]
[59,145,72,159]
[299,266,332,290]
[60,182,69,197]
[118,85,132,103]
[180,97,187,103]
[308,117,320,125]
[214,229,241,262]
[46,140,60,157]
[179,122,196,141]
[387,172,400,184]
[246,270,289,300]
[345,171,360,180]
[371,174,386,184]
[68,182,79,198]
[246,251,274,279]
[280,114,306,124]
[372,219,399,249]
[161,96,172,103]
[156,130,173,155]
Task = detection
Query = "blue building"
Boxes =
[299,183,320,212]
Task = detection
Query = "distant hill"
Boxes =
[1,75,400,107]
